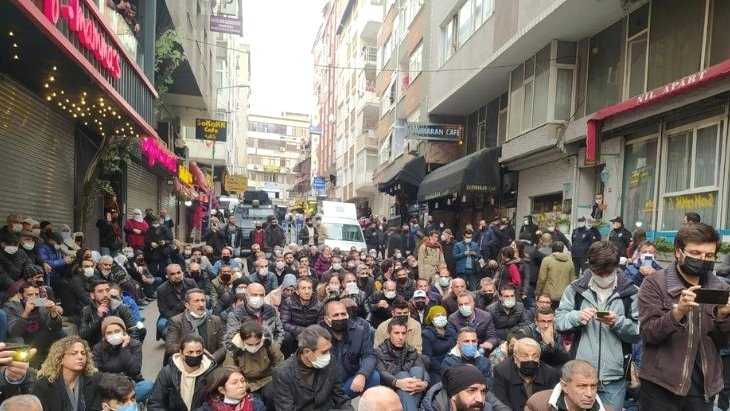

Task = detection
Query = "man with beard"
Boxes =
[156,264,197,340]
[421,364,510,411]
[395,266,416,300]
[79,279,141,346]
[525,360,609,411]
[165,288,225,364]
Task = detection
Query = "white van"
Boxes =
[320,201,367,252]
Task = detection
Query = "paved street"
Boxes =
[140,301,165,381]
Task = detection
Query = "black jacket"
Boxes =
[492,359,560,411]
[157,278,198,319]
[144,226,173,261]
[609,227,632,257]
[92,339,144,381]
[96,219,122,250]
[272,351,353,411]
[279,296,323,337]
[570,227,599,258]
[223,224,244,249]
[202,229,227,254]
[325,319,377,381]
[367,291,396,328]
[386,232,403,258]
[441,240,456,276]
[0,249,32,289]
[375,340,429,388]
[79,301,141,346]
[147,355,216,411]
[31,373,103,411]
[55,274,93,317]
[485,301,532,341]
[264,225,286,252]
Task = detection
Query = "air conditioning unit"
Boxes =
[405,139,419,154]
[279,147,286,152]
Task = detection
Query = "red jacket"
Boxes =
[123,219,148,249]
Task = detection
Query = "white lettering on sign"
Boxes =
[636,69,708,105]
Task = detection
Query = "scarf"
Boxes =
[424,239,442,250]
[185,310,207,335]
[208,396,254,411]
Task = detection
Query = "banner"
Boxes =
[210,0,243,35]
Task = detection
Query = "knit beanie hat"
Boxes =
[101,316,126,333]
[424,305,447,326]
[23,264,44,279]
[443,364,486,398]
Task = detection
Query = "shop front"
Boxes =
[376,155,425,227]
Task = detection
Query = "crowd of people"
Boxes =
[0,208,728,411]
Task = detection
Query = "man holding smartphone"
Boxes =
[625,241,663,287]
[638,222,730,410]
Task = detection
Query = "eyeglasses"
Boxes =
[682,249,717,261]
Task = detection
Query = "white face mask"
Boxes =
[458,305,473,317]
[592,273,616,289]
[332,263,342,271]
[440,235,446,242]
[433,315,448,328]
[577,222,586,228]
[384,291,396,299]
[4,246,18,255]
[439,277,450,287]
[310,352,331,369]
[547,226,555,232]
[125,252,134,258]
[248,296,264,310]
[22,242,34,251]
[394,253,402,259]
[275,261,286,270]
[524,220,530,226]
[502,298,516,309]
[151,223,160,228]
[244,340,264,354]
[54,244,61,250]
[32,228,42,236]
[11,224,22,233]
[106,332,124,346]
[83,267,95,278]
[258,268,268,276]
[345,282,359,295]
[189,310,206,319]
[184,250,192,256]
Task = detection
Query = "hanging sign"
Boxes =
[195,119,228,142]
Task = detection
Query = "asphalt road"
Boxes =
[139,301,166,381]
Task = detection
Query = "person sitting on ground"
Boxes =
[373,298,423,353]
[79,279,141,347]
[279,277,323,358]
[485,284,531,341]
[421,363,511,411]
[225,282,285,349]
[197,366,263,411]
[97,372,138,411]
[519,307,570,370]
[165,288,225,365]
[422,305,457,386]
[357,386,403,411]
[156,264,198,340]
[448,292,498,354]
[525,359,610,411]
[441,326,494,387]
[0,394,43,411]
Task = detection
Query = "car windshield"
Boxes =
[322,223,364,242]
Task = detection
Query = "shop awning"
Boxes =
[586,58,730,165]
[417,147,500,202]
[377,156,426,195]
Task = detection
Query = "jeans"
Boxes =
[343,371,381,399]
[639,378,714,411]
[156,317,168,341]
[0,309,8,341]
[135,380,154,402]
[462,270,477,291]
[598,379,626,411]
[395,367,425,411]
[719,352,730,410]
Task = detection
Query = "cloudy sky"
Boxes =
[242,0,326,117]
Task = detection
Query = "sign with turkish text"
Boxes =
[195,119,227,142]
[224,175,248,192]
[407,123,464,141]
[313,176,326,189]
[210,0,243,35]
[263,165,281,173]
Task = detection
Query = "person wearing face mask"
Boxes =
[0,232,33,291]
[485,284,531,341]
[519,216,540,246]
[320,301,380,400]
[637,223,730,410]
[0,214,24,238]
[213,248,243,275]
[536,241,576,310]
[555,240,639,411]
[92,316,154,403]
[143,215,173,279]
[97,208,123,258]
[123,209,149,252]
[475,277,497,310]
[263,217,286,255]
[394,267,416,301]
[421,305,457,385]
[148,334,217,411]
[166,289,225,365]
[247,258,279,295]
[368,280,399,328]
[571,217,600,276]
[156,264,198,340]
[225,283,284,351]
[38,231,74,283]
[418,231,446,282]
[373,299,423,353]
[608,217,632,258]
[272,324,352,410]
[339,271,370,320]
[408,290,434,325]
[97,373,142,411]
[79,280,142,347]
[453,228,483,291]
[211,265,237,309]
[375,319,429,411]
[447,293,499,354]
[271,255,293,284]
[198,367,262,411]
[518,307,570,370]
[6,264,56,303]
[493,338,560,411]
[441,327,494,388]
[625,241,664,288]
[55,259,94,322]
[17,231,42,267]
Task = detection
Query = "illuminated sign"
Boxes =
[43,0,122,78]
[195,119,227,142]
[178,165,193,186]
[140,137,177,173]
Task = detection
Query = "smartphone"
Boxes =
[33,297,48,306]
[694,288,730,305]
[2,344,31,362]
[596,311,610,317]
[642,255,653,268]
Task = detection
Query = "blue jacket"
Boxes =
[441,346,494,389]
[121,291,143,323]
[246,272,278,294]
[326,319,377,381]
[625,259,663,287]
[453,241,482,274]
[422,325,457,384]
[38,242,66,277]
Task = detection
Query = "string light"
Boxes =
[8,31,14,37]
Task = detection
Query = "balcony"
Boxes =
[356,1,383,40]
[361,46,378,69]
[354,170,376,196]
[355,130,378,153]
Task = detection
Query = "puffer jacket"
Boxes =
[639,262,730,400]
[79,300,141,346]
[375,340,430,389]
[147,353,216,411]
[0,248,32,286]
[536,251,575,301]
[418,243,445,280]
[555,269,640,382]
[92,338,144,381]
[484,300,531,341]
[225,302,284,348]
[223,334,283,392]
[279,295,323,337]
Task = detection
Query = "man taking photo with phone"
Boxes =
[638,222,730,410]
[625,241,663,287]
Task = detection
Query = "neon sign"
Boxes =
[140,137,177,173]
[43,0,122,79]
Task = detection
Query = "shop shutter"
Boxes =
[0,77,75,227]
[126,161,159,214]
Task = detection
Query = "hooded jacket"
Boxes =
[554,270,640,382]
[147,353,216,411]
[536,251,576,301]
[223,333,283,392]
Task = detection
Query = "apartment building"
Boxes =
[246,113,310,206]
[429,0,730,236]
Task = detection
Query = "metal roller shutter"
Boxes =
[126,161,159,214]
[0,76,75,227]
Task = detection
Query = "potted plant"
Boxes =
[556,214,571,234]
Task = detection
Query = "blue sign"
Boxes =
[313,176,326,189]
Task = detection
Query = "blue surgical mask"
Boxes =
[461,342,478,358]
[111,403,138,411]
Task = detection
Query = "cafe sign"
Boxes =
[195,119,228,142]
[407,123,464,141]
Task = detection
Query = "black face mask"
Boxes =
[184,354,203,367]
[415,302,427,311]
[255,226,262,230]
[680,254,715,280]
[397,277,408,284]
[220,274,232,282]
[519,360,539,377]
[330,318,348,332]
[221,256,231,263]
[394,315,409,323]
[307,223,313,227]
[190,271,201,277]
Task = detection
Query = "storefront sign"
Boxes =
[224,175,248,192]
[407,123,463,141]
[43,0,122,78]
[636,70,708,106]
[140,137,177,173]
[205,173,214,190]
[665,192,716,209]
[263,165,280,173]
[210,0,243,35]
[195,119,227,142]
[465,184,497,192]
[178,165,193,186]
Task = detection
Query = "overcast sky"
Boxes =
[242,0,325,118]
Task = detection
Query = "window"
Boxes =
[443,16,457,61]
[661,122,721,230]
[382,35,392,66]
[444,0,494,58]
[531,193,564,214]
[508,64,524,138]
[379,134,392,164]
[457,1,473,48]
[408,42,423,81]
[624,4,649,99]
[622,137,658,230]
[586,21,623,114]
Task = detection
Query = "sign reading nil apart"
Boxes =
[407,123,464,141]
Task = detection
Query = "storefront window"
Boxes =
[531,192,563,214]
[622,139,657,230]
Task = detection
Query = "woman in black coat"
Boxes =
[32,335,102,411]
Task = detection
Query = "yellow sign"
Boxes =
[224,175,248,192]
[665,192,716,209]
[178,165,193,186]
[263,164,281,173]
[205,173,214,190]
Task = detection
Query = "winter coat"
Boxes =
[166,312,225,364]
[421,382,508,411]
[447,307,499,347]
[386,232,403,258]
[32,373,103,411]
[263,225,286,252]
[554,269,640,382]
[92,338,144,381]
[625,258,663,287]
[418,243,445,280]
[225,302,284,347]
[441,346,494,388]
[0,249,32,288]
[96,219,123,250]
[272,350,353,411]
[55,273,93,316]
[609,226,632,258]
[525,383,611,411]
[536,252,575,301]
[570,227,599,259]
[223,224,244,249]
[639,263,730,399]
[366,291,396,328]
[211,277,235,308]
[223,334,283,392]
[79,300,141,346]
[493,358,560,411]
[202,229,227,254]
[144,225,173,261]
[123,218,148,250]
[147,353,216,411]
[246,272,278,294]
[157,278,198,319]
[421,325,457,384]
[374,317,423,353]
[326,319,377,381]
[495,260,524,295]
[485,301,531,341]
[375,340,430,389]
[38,242,68,278]
[396,277,416,300]
[441,240,456,278]
[4,295,62,345]
[313,254,332,276]
[299,225,318,247]
[453,240,482,275]
[518,323,570,370]
[279,295,323,337]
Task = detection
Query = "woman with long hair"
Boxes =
[195,367,262,411]
[32,335,102,411]
[316,273,342,303]
[496,246,523,296]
